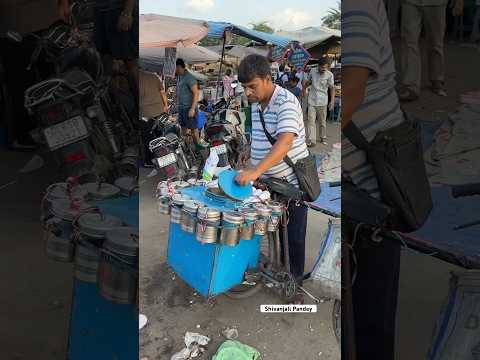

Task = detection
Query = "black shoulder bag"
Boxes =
[342,113,432,232]
[259,110,321,202]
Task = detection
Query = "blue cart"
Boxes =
[167,186,263,297]
[67,196,139,360]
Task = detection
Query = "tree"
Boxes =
[249,21,274,34]
[322,1,341,30]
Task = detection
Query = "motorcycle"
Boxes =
[204,91,249,170]
[148,133,191,181]
[9,21,136,180]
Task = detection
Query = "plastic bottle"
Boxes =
[202,150,219,182]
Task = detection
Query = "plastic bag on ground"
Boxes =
[212,340,261,360]
[170,332,211,360]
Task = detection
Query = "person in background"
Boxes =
[223,68,234,98]
[470,0,480,43]
[286,74,301,101]
[398,0,462,100]
[175,58,208,149]
[303,57,335,146]
[138,68,168,168]
[235,55,309,304]
[94,0,139,108]
[0,0,70,150]
[139,69,168,118]
[275,64,289,86]
[233,74,249,108]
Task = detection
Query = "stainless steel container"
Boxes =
[253,204,272,236]
[44,199,92,262]
[114,176,138,197]
[74,213,122,283]
[158,196,170,215]
[219,211,244,246]
[98,226,138,304]
[239,207,258,240]
[170,194,190,225]
[42,182,88,220]
[84,182,121,200]
[181,201,199,233]
[196,206,221,244]
[267,201,284,232]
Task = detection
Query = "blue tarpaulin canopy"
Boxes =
[207,21,292,48]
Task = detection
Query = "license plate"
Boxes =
[211,144,227,155]
[156,153,176,168]
[43,116,89,151]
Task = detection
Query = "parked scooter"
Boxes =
[8,22,136,179]
[204,90,249,170]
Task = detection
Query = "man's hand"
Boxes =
[118,11,133,32]
[235,168,260,186]
[188,108,196,118]
[329,101,335,111]
[58,0,70,23]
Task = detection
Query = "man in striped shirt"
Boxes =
[235,54,309,303]
[342,0,404,358]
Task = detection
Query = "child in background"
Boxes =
[286,75,301,100]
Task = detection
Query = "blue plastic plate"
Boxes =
[218,169,253,201]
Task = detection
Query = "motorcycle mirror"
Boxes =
[7,31,22,42]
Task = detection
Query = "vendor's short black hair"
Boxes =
[176,58,186,68]
[238,54,271,83]
[318,57,329,67]
[225,68,232,76]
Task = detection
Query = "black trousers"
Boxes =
[342,227,401,360]
[280,202,308,285]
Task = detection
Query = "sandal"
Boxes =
[289,293,305,305]
[432,81,447,97]
[398,87,419,102]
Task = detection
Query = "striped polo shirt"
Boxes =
[250,85,309,186]
[342,0,405,199]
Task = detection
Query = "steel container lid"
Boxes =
[114,176,138,194]
[222,211,244,225]
[197,206,221,221]
[47,182,88,201]
[172,193,190,206]
[267,201,284,214]
[78,213,123,238]
[51,199,94,221]
[183,201,199,214]
[84,182,121,200]
[104,226,139,256]
[254,203,273,217]
[240,207,258,221]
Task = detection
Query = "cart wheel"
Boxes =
[278,271,296,300]
[332,299,341,344]
[224,282,264,299]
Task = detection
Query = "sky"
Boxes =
[139,0,338,32]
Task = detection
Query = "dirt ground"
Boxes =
[392,40,480,359]
[0,150,72,359]
[139,122,341,360]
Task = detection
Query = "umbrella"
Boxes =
[140,14,209,48]
[139,44,221,72]
[276,26,340,50]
